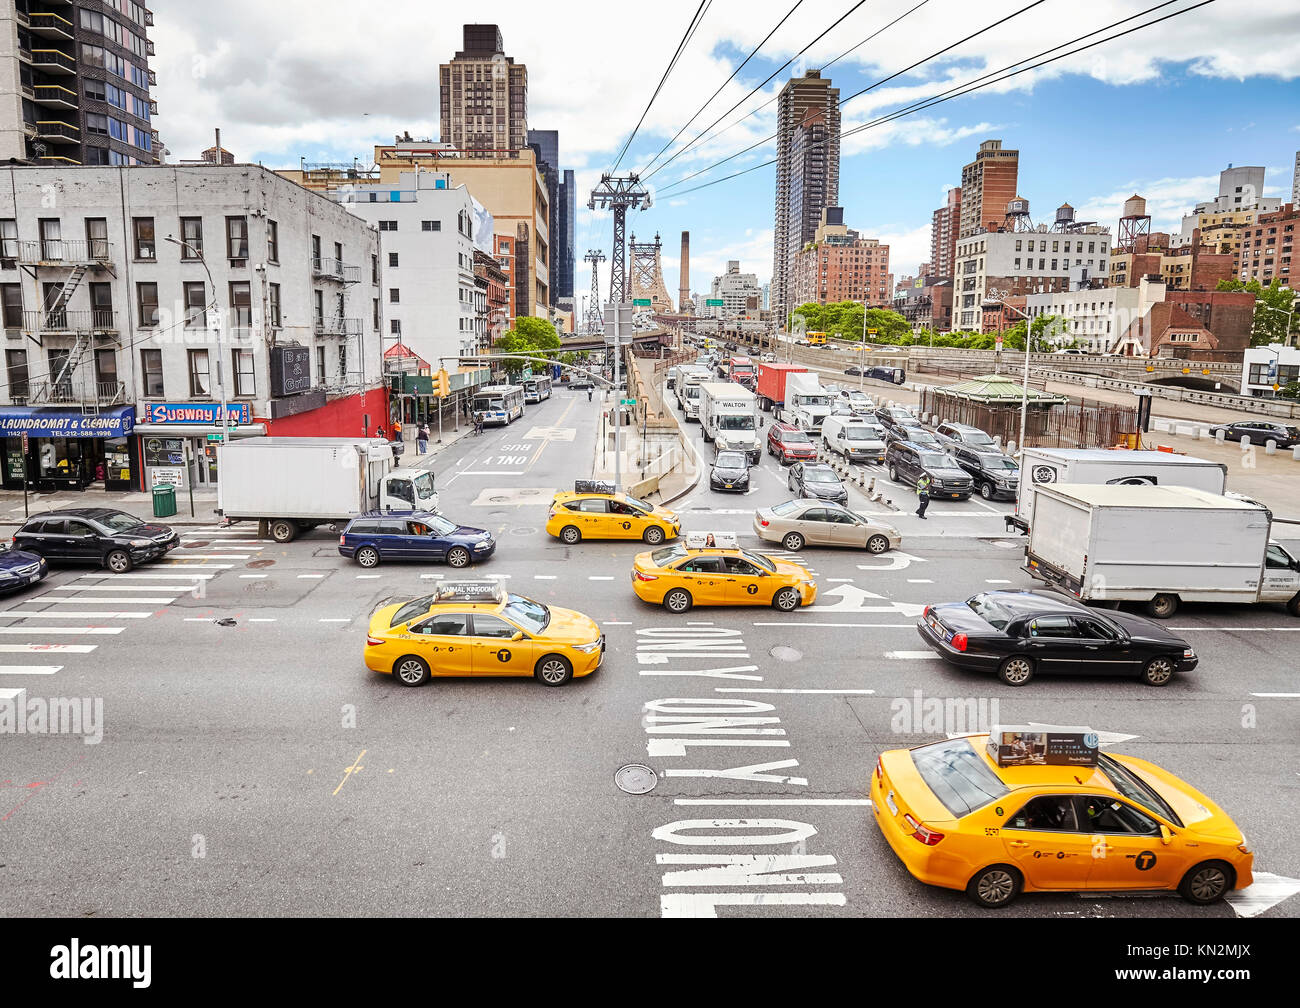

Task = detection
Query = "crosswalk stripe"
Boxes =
[0,644,96,653]
[0,665,62,675]
[297,574,325,579]
[0,611,150,619]
[180,541,264,547]
[77,573,216,580]
[45,597,177,605]
[0,627,123,635]
[156,563,234,569]
[167,553,251,559]
[885,650,936,659]
[240,574,267,579]
[49,585,191,592]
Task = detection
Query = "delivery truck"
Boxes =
[1022,483,1300,619]
[217,438,439,543]
[1008,448,1228,534]
[776,371,834,433]
[700,382,760,462]
[755,362,807,413]
[676,367,712,422]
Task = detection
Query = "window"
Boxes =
[378,221,398,231]
[1005,795,1078,832]
[388,252,399,268]
[390,319,401,335]
[371,254,378,283]
[1079,796,1159,836]
[232,349,255,396]
[266,220,279,263]
[0,219,17,261]
[84,218,109,260]
[1,284,22,328]
[314,290,324,326]
[229,282,251,329]
[311,235,322,271]
[187,349,211,396]
[140,349,164,397]
[422,220,440,232]
[316,346,326,382]
[225,216,249,260]
[183,281,206,327]
[6,349,28,399]
[94,348,118,389]
[268,283,281,328]
[38,219,62,260]
[136,282,159,327]
[175,217,202,259]
[1027,615,1075,638]
[410,614,469,637]
[471,614,518,639]
[389,288,400,304]
[133,217,155,259]
[372,298,380,331]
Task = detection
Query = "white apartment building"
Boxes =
[1175,165,1282,247]
[953,225,1111,331]
[1025,276,1166,353]
[335,170,491,368]
[0,164,381,493]
[709,260,760,320]
[1242,343,1300,399]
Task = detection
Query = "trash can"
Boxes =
[152,483,177,518]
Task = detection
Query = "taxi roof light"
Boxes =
[433,581,506,604]
[684,531,738,549]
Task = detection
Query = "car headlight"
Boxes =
[473,541,493,550]
[1183,648,1195,659]
[129,539,153,547]
[573,640,602,653]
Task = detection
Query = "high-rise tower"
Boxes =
[439,25,528,155]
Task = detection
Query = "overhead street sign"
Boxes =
[632,298,651,306]
[621,398,636,406]
[706,299,724,306]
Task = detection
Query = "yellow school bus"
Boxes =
[806,331,827,346]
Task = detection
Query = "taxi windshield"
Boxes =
[391,596,434,627]
[911,737,1009,817]
[1098,753,1183,827]
[503,594,550,634]
[739,549,776,573]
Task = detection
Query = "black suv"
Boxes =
[885,442,973,500]
[875,405,919,435]
[1209,421,1300,448]
[950,446,1021,501]
[786,461,849,505]
[883,423,943,451]
[13,508,177,572]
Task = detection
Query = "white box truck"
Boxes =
[776,372,834,433]
[1008,448,1228,534]
[217,438,439,543]
[700,382,760,462]
[1022,483,1300,619]
[677,367,712,422]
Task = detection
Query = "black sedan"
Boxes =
[709,450,751,493]
[916,590,1197,687]
[0,546,48,593]
[786,461,849,505]
[12,508,177,573]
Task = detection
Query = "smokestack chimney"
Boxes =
[679,231,690,310]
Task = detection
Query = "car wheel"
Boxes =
[393,656,430,687]
[559,525,581,545]
[447,547,471,568]
[889,465,899,482]
[980,482,994,500]
[534,654,573,687]
[1141,656,1177,687]
[1146,593,1178,619]
[1178,861,1234,905]
[270,520,297,544]
[782,531,805,551]
[643,525,665,545]
[105,549,133,574]
[1288,592,1300,618]
[998,655,1035,687]
[966,864,1022,909]
[663,587,693,613]
[866,534,890,555]
[772,587,800,612]
[356,547,380,568]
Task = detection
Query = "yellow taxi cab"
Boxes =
[630,531,817,613]
[364,581,604,687]
[546,479,681,546]
[871,726,1253,908]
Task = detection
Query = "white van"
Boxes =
[822,414,887,464]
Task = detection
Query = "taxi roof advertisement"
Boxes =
[987,725,1100,767]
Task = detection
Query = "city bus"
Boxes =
[472,385,525,426]
[806,331,828,347]
[522,375,553,403]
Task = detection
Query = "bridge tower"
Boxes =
[588,174,651,306]
[583,249,606,334]
[628,232,674,312]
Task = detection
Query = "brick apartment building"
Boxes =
[788,206,891,309]
[1236,202,1297,287]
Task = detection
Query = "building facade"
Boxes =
[1236,202,1297,288]
[0,164,382,492]
[959,140,1018,239]
[438,24,527,156]
[788,207,891,309]
[1242,343,1300,398]
[526,129,573,303]
[772,70,839,326]
[930,186,961,278]
[709,260,760,320]
[1,0,160,167]
[1175,165,1281,247]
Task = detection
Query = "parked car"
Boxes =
[338,510,496,569]
[709,450,752,493]
[786,461,849,506]
[951,446,1021,500]
[884,423,943,451]
[1052,347,1088,355]
[933,421,999,453]
[885,441,973,499]
[760,352,777,362]
[875,405,919,434]
[843,365,865,377]
[12,508,177,573]
[916,590,1197,686]
[1208,421,1300,448]
[837,389,875,412]
[754,499,899,554]
[766,421,818,465]
[0,545,48,593]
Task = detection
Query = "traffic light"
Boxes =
[430,368,450,399]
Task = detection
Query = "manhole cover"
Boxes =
[247,558,275,569]
[186,540,210,548]
[614,764,658,795]
[509,526,536,536]
[769,645,802,662]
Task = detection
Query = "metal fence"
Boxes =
[919,388,1138,449]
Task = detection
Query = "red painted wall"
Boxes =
[259,389,390,438]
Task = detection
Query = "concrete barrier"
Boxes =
[1216,429,1226,444]
[1293,445,1300,462]
[1240,436,1251,450]
[1266,439,1277,455]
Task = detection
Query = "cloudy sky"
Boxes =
[153,0,1300,308]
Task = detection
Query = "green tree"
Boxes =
[1216,278,1296,347]
[494,315,560,374]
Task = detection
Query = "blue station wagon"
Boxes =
[339,511,496,569]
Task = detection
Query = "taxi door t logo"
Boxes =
[496,649,512,663]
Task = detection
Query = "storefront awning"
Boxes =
[131,423,266,438]
[0,405,135,438]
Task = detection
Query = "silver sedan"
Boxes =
[753,499,902,553]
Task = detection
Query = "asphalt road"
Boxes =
[2,386,1297,919]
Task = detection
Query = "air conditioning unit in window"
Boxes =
[139,248,154,258]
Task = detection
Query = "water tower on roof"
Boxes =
[1004,195,1033,232]
[1117,194,1151,252]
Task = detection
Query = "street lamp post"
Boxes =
[165,235,230,446]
